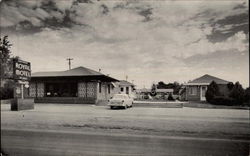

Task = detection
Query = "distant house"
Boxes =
[113,80,136,97]
[136,88,174,100]
[29,66,118,104]
[156,89,173,94]
[183,74,230,101]
[136,88,151,99]
[136,88,151,94]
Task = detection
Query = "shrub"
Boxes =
[244,87,250,106]
[227,82,234,91]
[229,82,244,105]
[168,93,175,101]
[0,87,13,100]
[150,84,157,96]
[205,81,220,103]
[144,94,149,99]
[211,96,236,106]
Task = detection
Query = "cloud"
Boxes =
[0,0,249,87]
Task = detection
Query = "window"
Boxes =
[108,84,110,94]
[99,82,102,93]
[120,87,124,92]
[126,87,129,94]
[45,82,77,97]
[189,87,197,95]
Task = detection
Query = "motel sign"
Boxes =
[13,59,31,81]
[11,58,33,111]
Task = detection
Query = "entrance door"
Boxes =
[200,86,207,101]
[126,87,129,94]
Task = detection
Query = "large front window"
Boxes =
[45,82,77,97]
[189,86,197,95]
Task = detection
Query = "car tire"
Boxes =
[110,106,114,109]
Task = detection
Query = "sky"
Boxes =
[0,0,249,88]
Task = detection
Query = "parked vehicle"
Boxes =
[108,94,133,109]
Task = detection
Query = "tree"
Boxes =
[227,82,234,91]
[205,81,220,103]
[229,82,244,105]
[156,81,181,94]
[157,81,167,89]
[150,83,157,96]
[0,36,12,79]
[244,87,250,106]
[0,36,15,100]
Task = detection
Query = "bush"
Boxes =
[144,94,149,99]
[211,96,236,106]
[244,87,250,106]
[227,82,234,91]
[229,82,244,105]
[168,93,175,101]
[205,81,220,103]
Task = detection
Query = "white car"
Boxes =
[108,94,133,109]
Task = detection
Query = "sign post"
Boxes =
[11,58,33,111]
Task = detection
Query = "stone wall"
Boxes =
[29,82,44,97]
[78,82,97,98]
[29,82,36,97]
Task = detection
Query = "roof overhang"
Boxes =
[31,75,118,82]
[184,83,210,86]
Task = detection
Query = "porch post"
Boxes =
[200,86,203,101]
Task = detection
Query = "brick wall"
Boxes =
[186,86,200,101]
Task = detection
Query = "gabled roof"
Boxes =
[31,66,118,82]
[187,74,229,85]
[32,66,103,77]
[118,80,134,86]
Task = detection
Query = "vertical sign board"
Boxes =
[13,59,31,81]
[12,59,33,111]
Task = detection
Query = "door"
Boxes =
[200,86,207,101]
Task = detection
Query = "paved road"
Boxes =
[1,129,249,156]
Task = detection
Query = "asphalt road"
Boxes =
[1,129,249,156]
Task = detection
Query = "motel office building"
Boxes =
[28,67,118,104]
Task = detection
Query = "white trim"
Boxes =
[200,86,207,101]
[184,83,210,86]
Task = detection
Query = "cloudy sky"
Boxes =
[0,0,249,88]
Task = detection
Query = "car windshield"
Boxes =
[112,95,127,99]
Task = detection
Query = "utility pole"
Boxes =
[66,58,73,70]
[126,75,128,81]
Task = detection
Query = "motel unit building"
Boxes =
[183,74,230,101]
[28,66,118,104]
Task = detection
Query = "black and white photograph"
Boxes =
[0,0,249,155]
